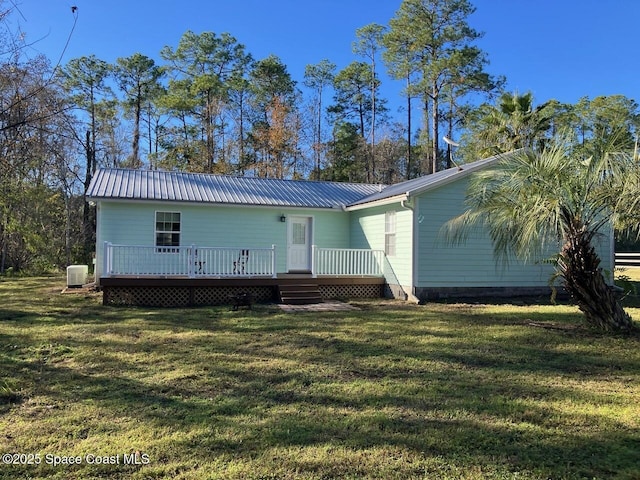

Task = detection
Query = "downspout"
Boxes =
[400,195,421,303]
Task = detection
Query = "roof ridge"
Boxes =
[95,167,384,189]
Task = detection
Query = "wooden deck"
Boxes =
[100,275,386,307]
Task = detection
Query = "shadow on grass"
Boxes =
[13,339,637,479]
[1,277,639,479]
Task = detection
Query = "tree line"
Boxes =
[0,0,638,274]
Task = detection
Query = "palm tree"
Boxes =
[471,91,554,157]
[444,137,639,333]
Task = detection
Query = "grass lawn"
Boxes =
[615,267,640,307]
[616,266,640,282]
[1,277,639,480]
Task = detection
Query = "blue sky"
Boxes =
[12,0,640,114]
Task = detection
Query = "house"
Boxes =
[87,154,614,306]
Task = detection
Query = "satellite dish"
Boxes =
[443,136,460,147]
[443,136,463,171]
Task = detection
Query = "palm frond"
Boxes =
[441,133,640,266]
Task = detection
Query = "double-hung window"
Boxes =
[385,211,396,256]
[155,212,181,253]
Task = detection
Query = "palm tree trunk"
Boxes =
[559,234,635,333]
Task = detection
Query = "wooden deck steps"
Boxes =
[278,282,323,305]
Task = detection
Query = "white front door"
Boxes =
[287,216,312,272]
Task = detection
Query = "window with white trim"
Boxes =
[385,211,396,256]
[155,211,181,252]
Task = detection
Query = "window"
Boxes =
[155,211,181,252]
[385,211,396,256]
[292,222,306,245]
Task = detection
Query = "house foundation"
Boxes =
[100,276,385,307]
[414,286,559,302]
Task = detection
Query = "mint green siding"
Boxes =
[95,201,349,278]
[414,177,613,288]
[349,205,413,293]
[95,172,615,291]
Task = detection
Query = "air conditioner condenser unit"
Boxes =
[67,265,88,287]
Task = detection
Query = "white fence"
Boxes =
[103,243,277,278]
[313,247,385,277]
[102,243,386,278]
[615,252,640,267]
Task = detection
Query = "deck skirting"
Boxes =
[100,277,385,307]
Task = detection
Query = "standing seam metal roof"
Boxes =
[87,155,505,209]
[87,169,385,209]
[347,153,504,207]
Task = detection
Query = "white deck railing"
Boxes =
[312,246,385,277]
[615,252,640,267]
[102,242,277,278]
[102,243,386,278]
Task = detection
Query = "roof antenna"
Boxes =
[443,136,463,171]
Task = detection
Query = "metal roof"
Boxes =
[87,155,506,210]
[347,153,505,208]
[87,168,385,209]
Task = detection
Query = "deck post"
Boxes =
[271,245,277,278]
[311,244,317,278]
[103,241,112,278]
[188,244,196,278]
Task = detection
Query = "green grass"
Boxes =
[616,266,640,282]
[615,267,640,307]
[1,277,639,479]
